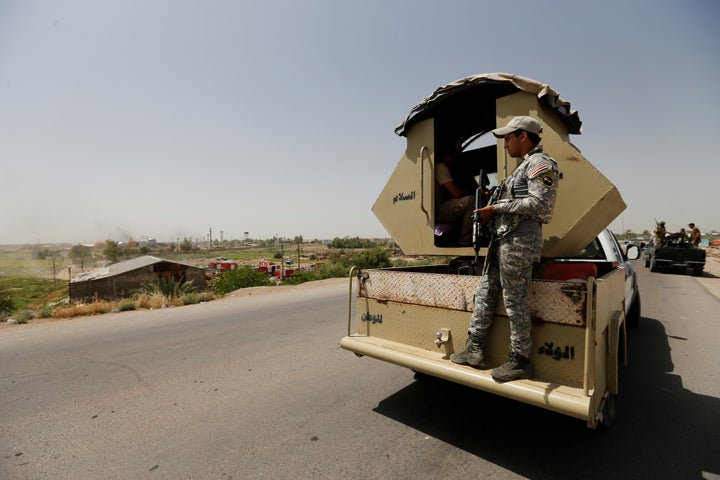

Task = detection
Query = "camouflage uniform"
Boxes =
[653,224,666,247]
[689,225,701,247]
[467,145,559,358]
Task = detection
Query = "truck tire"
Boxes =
[626,292,641,329]
[650,256,659,272]
[599,394,617,429]
[413,371,440,383]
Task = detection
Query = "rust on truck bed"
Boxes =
[358,267,593,327]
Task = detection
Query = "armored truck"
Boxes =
[340,73,640,429]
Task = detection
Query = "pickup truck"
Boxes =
[341,73,639,429]
[578,229,641,329]
[644,234,705,276]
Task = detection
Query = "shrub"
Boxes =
[118,300,137,311]
[0,292,15,316]
[179,292,214,305]
[14,309,34,324]
[140,277,197,300]
[282,271,319,285]
[212,266,273,294]
[134,293,168,310]
[38,306,53,318]
[314,262,351,279]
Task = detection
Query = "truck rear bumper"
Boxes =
[341,334,593,423]
[655,259,705,269]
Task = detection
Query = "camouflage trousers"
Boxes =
[468,232,542,358]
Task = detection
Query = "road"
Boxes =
[1,266,719,480]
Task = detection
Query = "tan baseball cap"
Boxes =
[492,116,543,138]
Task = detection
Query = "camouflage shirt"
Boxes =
[492,145,559,237]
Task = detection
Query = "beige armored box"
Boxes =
[374,72,625,257]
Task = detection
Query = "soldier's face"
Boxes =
[503,132,525,158]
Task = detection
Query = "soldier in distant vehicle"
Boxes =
[688,223,701,247]
[653,221,667,247]
[676,228,687,245]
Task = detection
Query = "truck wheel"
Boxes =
[618,322,627,364]
[626,292,641,329]
[599,394,617,429]
[413,371,439,383]
[650,257,659,272]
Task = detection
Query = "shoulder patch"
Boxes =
[529,163,550,178]
[541,174,554,187]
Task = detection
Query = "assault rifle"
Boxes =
[471,169,495,274]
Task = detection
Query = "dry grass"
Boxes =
[50,293,203,320]
[134,293,182,309]
[52,300,116,318]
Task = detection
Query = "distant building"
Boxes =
[69,255,206,301]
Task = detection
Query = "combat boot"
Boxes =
[491,350,533,382]
[450,336,484,367]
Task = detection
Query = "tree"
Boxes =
[180,237,193,253]
[353,247,391,268]
[69,244,92,261]
[103,240,121,263]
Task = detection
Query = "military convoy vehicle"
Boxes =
[340,73,640,428]
[644,234,706,276]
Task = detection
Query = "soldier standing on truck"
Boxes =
[677,228,687,245]
[653,221,667,247]
[688,223,701,247]
[450,116,559,382]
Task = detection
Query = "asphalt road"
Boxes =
[1,266,719,480]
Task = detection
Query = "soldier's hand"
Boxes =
[474,205,495,223]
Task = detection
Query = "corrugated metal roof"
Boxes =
[106,255,162,275]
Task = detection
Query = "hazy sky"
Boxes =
[1,0,718,245]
